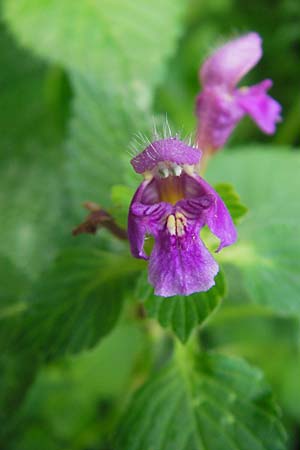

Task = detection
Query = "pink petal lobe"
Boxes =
[237,80,282,134]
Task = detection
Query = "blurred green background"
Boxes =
[0,0,300,449]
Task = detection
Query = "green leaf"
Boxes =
[3,248,143,360]
[0,147,67,278]
[0,255,38,443]
[0,23,68,148]
[0,351,40,444]
[66,72,146,210]
[0,24,46,144]
[3,0,184,89]
[136,271,225,343]
[3,0,185,213]
[209,311,300,422]
[208,148,300,316]
[0,255,29,309]
[111,184,135,229]
[117,352,286,450]
[12,324,147,450]
[214,183,248,224]
[0,25,68,278]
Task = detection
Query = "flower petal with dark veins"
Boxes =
[128,138,237,297]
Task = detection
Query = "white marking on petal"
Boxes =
[167,215,176,235]
[166,212,187,237]
[175,212,187,236]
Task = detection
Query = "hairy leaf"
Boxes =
[117,352,286,450]
[3,0,184,89]
[3,248,143,360]
[209,308,300,422]
[9,324,147,450]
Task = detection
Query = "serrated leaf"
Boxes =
[208,148,300,315]
[10,323,147,450]
[2,248,143,360]
[210,310,300,421]
[3,0,184,90]
[117,352,286,450]
[214,183,248,224]
[136,271,225,343]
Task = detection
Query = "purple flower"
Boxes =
[196,32,282,152]
[128,137,237,297]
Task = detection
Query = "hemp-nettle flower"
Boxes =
[196,32,282,152]
[128,137,237,297]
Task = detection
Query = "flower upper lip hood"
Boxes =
[131,137,202,174]
[196,32,282,152]
[200,32,263,89]
[128,137,237,297]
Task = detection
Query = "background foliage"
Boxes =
[0,0,300,449]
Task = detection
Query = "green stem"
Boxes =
[174,332,200,369]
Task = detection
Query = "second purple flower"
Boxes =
[196,32,282,153]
